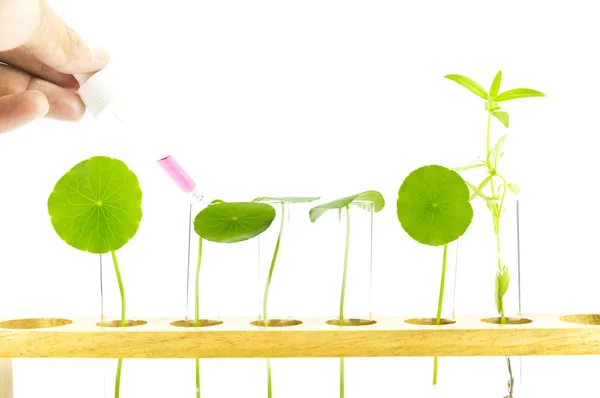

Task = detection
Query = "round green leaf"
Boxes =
[309,190,385,223]
[396,165,473,246]
[194,202,276,243]
[47,156,143,254]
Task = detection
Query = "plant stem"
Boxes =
[338,206,351,398]
[496,176,508,324]
[339,205,351,326]
[486,110,492,168]
[195,237,203,398]
[195,358,200,398]
[111,251,126,326]
[432,244,448,385]
[340,357,345,398]
[263,202,285,327]
[114,358,123,398]
[267,358,272,398]
[263,202,285,398]
[111,250,125,398]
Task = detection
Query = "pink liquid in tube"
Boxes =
[157,155,203,201]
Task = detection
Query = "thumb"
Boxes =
[23,0,110,75]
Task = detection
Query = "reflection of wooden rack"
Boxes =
[1,314,598,393]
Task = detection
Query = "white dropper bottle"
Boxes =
[75,68,203,201]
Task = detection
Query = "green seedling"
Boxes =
[192,200,276,398]
[252,196,320,398]
[396,165,473,385]
[446,71,544,324]
[47,156,143,398]
[310,190,385,398]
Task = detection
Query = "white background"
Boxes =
[0,0,598,397]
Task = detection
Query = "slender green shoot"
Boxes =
[263,202,285,327]
[111,250,126,398]
[267,358,273,398]
[338,205,351,398]
[433,244,448,385]
[340,357,345,398]
[447,71,544,323]
[339,205,351,326]
[115,358,123,398]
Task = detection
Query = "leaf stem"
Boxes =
[111,250,125,398]
[195,358,201,398]
[339,205,351,325]
[114,358,123,398]
[338,205,351,398]
[195,237,203,397]
[263,202,285,398]
[486,110,492,168]
[340,357,345,398]
[263,202,285,327]
[496,175,509,324]
[433,244,448,385]
[111,251,126,326]
[267,358,272,398]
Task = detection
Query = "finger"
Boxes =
[0,47,79,90]
[0,64,85,121]
[27,77,85,121]
[0,91,49,134]
[0,0,41,51]
[22,0,110,75]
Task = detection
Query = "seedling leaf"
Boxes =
[490,71,502,97]
[453,161,487,172]
[444,74,488,100]
[194,202,276,243]
[465,180,495,201]
[489,134,507,169]
[396,165,473,246]
[495,265,511,314]
[47,156,143,254]
[467,175,492,201]
[309,191,384,223]
[253,196,320,203]
[495,88,545,102]
[492,111,509,128]
[508,183,520,195]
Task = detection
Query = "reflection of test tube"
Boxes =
[75,69,203,201]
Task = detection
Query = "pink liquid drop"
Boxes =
[157,155,196,193]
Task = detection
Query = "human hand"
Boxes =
[0,0,109,134]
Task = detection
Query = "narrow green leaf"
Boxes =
[508,183,520,195]
[486,200,499,217]
[444,74,488,100]
[490,71,502,97]
[309,190,385,223]
[495,266,511,314]
[485,101,500,111]
[453,161,487,172]
[495,88,545,102]
[469,175,492,201]
[253,196,320,204]
[489,134,507,169]
[465,180,494,201]
[492,111,509,128]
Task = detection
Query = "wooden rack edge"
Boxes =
[1,315,599,358]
